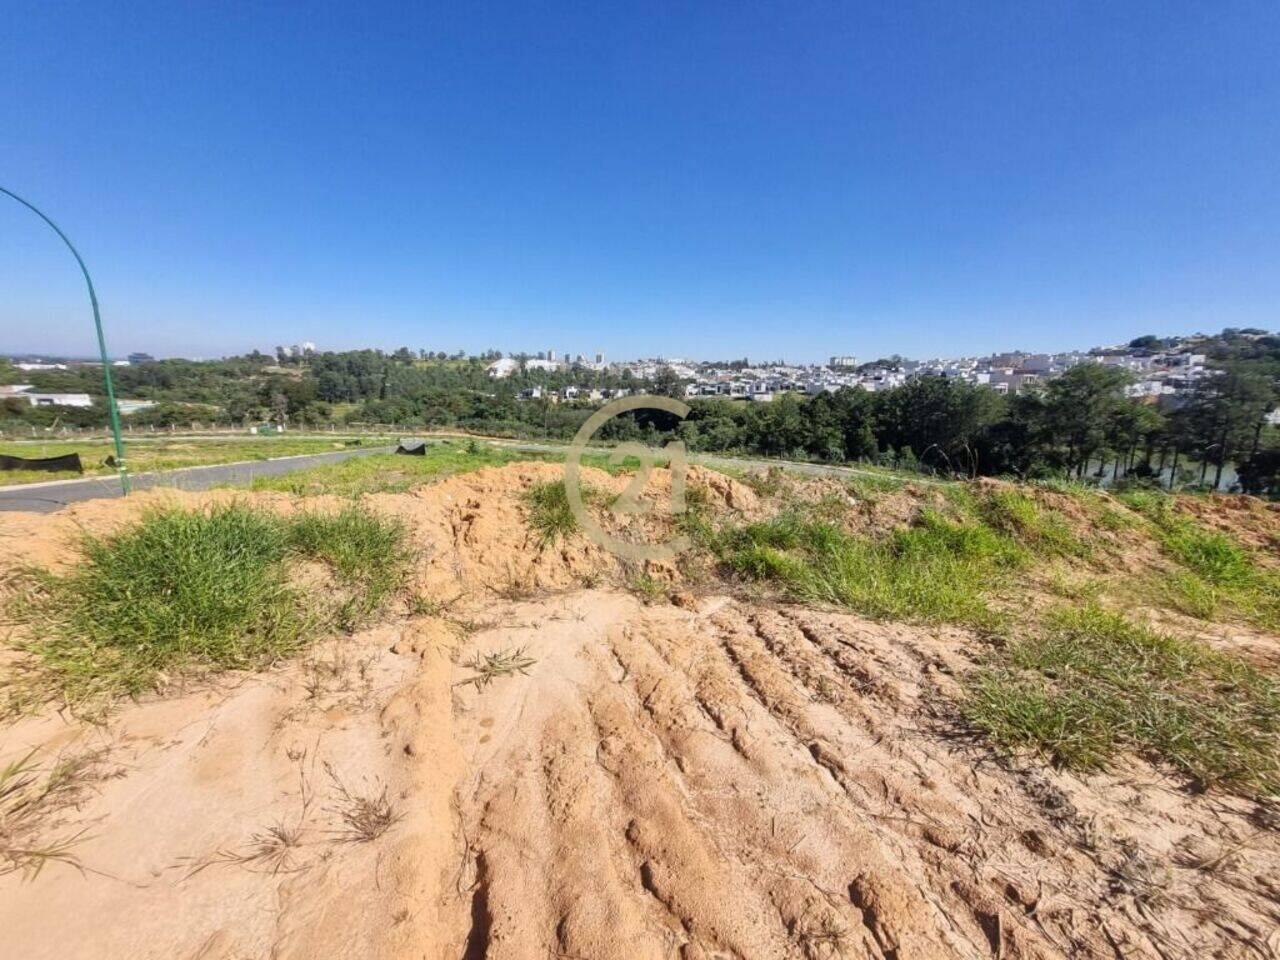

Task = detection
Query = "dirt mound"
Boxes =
[2,464,1278,959]
[0,462,760,596]
[1174,494,1280,561]
[4,590,1278,959]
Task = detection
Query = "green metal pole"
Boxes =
[0,186,130,492]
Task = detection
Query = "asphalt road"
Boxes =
[0,445,395,513]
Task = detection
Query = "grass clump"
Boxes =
[288,505,412,628]
[13,504,305,705]
[715,509,1017,628]
[846,473,905,501]
[1118,492,1279,630]
[523,479,602,547]
[966,604,1280,796]
[524,480,576,545]
[977,489,1090,559]
[6,502,411,712]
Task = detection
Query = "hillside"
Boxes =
[0,461,1277,959]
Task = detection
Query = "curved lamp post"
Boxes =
[0,186,129,492]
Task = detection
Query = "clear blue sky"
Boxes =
[3,2,1279,362]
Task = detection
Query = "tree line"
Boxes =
[3,329,1277,495]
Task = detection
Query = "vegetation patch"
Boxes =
[977,488,1090,558]
[5,502,410,713]
[522,479,607,547]
[287,505,413,628]
[1,749,99,879]
[846,472,908,501]
[456,647,537,690]
[1118,491,1279,630]
[714,509,1018,628]
[966,604,1280,796]
[250,442,552,496]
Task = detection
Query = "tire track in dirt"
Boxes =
[443,591,1280,960]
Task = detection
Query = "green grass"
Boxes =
[1116,490,1280,630]
[250,443,538,496]
[287,505,413,628]
[978,489,1091,558]
[0,435,390,486]
[966,604,1280,796]
[714,509,1019,628]
[242,441,627,497]
[5,502,410,712]
[523,480,581,546]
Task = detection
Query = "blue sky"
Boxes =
[2,2,1278,362]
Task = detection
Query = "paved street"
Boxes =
[0,445,394,513]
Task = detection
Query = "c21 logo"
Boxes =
[563,395,690,562]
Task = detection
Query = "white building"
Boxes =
[22,392,94,408]
[486,358,519,378]
[116,399,159,414]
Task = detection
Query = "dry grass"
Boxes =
[323,762,402,844]
[178,770,314,878]
[455,647,537,690]
[0,748,102,880]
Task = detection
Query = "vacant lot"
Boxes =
[0,434,392,485]
[0,461,1277,959]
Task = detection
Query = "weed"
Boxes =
[1,749,96,879]
[791,907,849,959]
[456,647,537,689]
[324,762,402,843]
[182,781,312,878]
[493,564,538,601]
[966,604,1280,796]
[523,480,580,546]
[10,504,306,708]
[1161,525,1252,585]
[408,593,449,617]
[626,571,667,603]
[978,489,1089,558]
[1121,495,1279,630]
[742,466,786,498]
[846,473,905,501]
[6,502,411,712]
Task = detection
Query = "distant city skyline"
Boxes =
[4,5,1280,362]
[4,323,1269,369]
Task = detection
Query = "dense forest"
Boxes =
[3,329,1278,494]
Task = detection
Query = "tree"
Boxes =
[1128,335,1164,351]
[652,366,684,399]
[873,377,1003,470]
[1179,364,1276,489]
[1237,447,1280,496]
[270,392,289,426]
[1039,363,1133,477]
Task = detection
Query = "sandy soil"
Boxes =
[2,466,1278,959]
